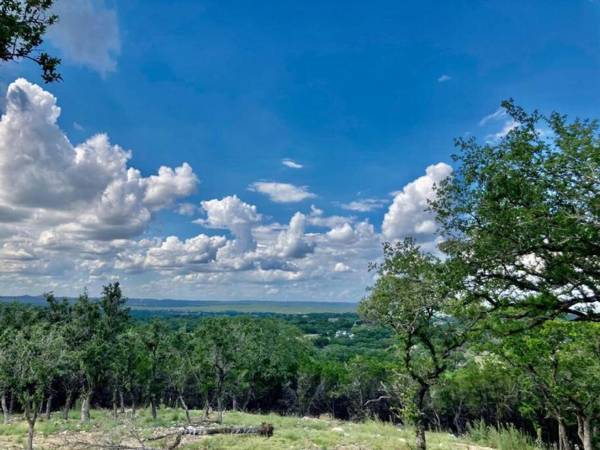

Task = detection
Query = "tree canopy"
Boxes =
[432,100,600,324]
[0,0,61,82]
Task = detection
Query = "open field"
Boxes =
[0,408,540,450]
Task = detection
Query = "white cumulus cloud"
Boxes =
[333,262,351,273]
[197,195,260,253]
[0,79,197,241]
[272,212,314,259]
[382,162,452,242]
[248,181,316,203]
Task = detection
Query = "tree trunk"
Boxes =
[24,403,38,450]
[557,417,572,450]
[63,390,73,420]
[80,390,92,423]
[45,394,53,421]
[1,391,8,424]
[217,396,224,424]
[27,419,35,450]
[203,397,210,419]
[151,395,157,419]
[179,395,191,424]
[576,413,593,450]
[414,384,428,450]
[119,390,125,414]
[112,390,118,420]
[8,391,13,415]
[535,424,542,446]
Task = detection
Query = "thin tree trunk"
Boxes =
[45,394,53,421]
[179,395,191,424]
[27,419,35,450]
[151,395,158,419]
[557,417,572,450]
[203,397,210,419]
[535,424,542,446]
[414,384,428,450]
[1,390,8,424]
[8,391,14,415]
[80,390,92,423]
[112,390,118,420]
[217,396,223,424]
[131,396,136,417]
[25,403,38,450]
[576,413,593,450]
[119,390,125,414]
[63,390,73,420]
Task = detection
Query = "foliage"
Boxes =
[432,100,600,324]
[0,0,61,81]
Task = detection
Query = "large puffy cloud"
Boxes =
[144,164,197,209]
[48,0,121,74]
[0,79,197,240]
[0,78,199,286]
[382,162,452,242]
[248,181,316,203]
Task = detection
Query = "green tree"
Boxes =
[360,239,479,450]
[68,291,103,422]
[4,325,65,450]
[197,317,249,423]
[166,327,196,424]
[139,320,169,420]
[98,282,130,419]
[0,0,61,82]
[0,303,43,425]
[499,321,600,450]
[432,101,600,325]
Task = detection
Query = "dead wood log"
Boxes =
[185,422,274,437]
[148,422,274,441]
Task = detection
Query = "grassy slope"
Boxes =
[0,408,540,450]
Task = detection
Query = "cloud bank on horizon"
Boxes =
[0,79,452,301]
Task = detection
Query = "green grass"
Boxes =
[0,408,543,449]
[465,420,542,450]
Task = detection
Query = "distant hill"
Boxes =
[0,295,358,315]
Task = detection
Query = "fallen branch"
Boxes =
[148,422,274,441]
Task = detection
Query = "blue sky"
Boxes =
[0,0,598,301]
